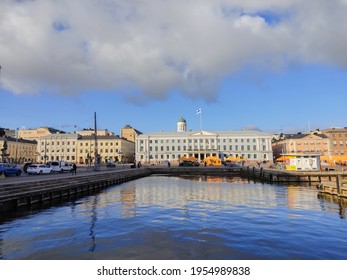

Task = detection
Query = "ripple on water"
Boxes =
[1,175,347,259]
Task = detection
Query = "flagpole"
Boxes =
[200,111,202,131]
[196,108,202,131]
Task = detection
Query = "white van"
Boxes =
[49,161,73,173]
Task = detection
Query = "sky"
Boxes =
[1,0,347,135]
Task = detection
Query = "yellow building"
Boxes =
[74,129,112,137]
[321,127,347,157]
[37,133,80,163]
[77,135,135,164]
[18,127,65,141]
[272,133,330,160]
[0,136,37,163]
[121,124,142,143]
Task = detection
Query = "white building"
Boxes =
[135,117,273,164]
[283,154,321,171]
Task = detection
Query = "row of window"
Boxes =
[40,141,121,146]
[288,149,328,153]
[40,156,76,161]
[140,153,266,160]
[41,149,76,153]
[40,148,123,154]
[79,142,119,146]
[6,144,36,150]
[333,141,347,145]
[41,141,76,146]
[142,138,264,144]
[79,149,120,154]
[289,142,328,145]
[140,145,268,152]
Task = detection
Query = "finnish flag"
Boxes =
[196,108,202,114]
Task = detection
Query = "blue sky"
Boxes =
[1,1,347,135]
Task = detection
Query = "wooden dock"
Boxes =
[239,166,347,198]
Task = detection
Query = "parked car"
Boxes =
[0,163,22,176]
[27,164,53,175]
[48,161,73,173]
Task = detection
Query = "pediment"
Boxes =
[189,130,217,137]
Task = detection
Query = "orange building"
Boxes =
[320,127,347,165]
[272,133,330,160]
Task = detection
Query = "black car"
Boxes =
[179,160,199,167]
[23,162,33,173]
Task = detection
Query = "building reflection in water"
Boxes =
[89,175,332,219]
[120,186,137,217]
[318,193,347,219]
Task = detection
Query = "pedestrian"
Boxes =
[72,163,77,175]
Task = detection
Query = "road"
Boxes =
[0,164,133,185]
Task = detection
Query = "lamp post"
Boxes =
[15,128,18,164]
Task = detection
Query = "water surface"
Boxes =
[1,175,346,259]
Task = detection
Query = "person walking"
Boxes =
[72,163,77,175]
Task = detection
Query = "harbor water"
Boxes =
[1,175,347,259]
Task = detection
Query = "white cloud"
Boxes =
[0,0,346,101]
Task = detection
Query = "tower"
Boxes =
[177,116,187,132]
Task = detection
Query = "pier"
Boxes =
[1,166,346,211]
[0,169,150,211]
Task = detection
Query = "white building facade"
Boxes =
[135,118,273,164]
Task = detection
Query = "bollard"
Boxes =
[336,175,343,195]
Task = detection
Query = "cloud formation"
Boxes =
[1,0,347,102]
